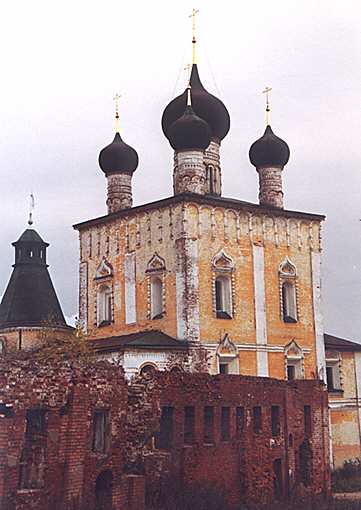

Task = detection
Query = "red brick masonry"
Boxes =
[0,356,330,509]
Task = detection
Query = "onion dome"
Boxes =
[162,64,230,142]
[98,132,139,176]
[167,88,211,151]
[249,125,290,169]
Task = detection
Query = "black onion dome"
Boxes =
[168,105,211,151]
[162,64,230,142]
[99,132,139,175]
[249,125,290,168]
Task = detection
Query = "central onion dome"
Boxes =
[249,125,290,168]
[99,132,139,175]
[162,64,230,142]
[167,89,211,151]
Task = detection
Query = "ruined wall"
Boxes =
[0,355,132,510]
[128,372,331,507]
[0,353,330,510]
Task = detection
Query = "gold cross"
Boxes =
[189,8,199,64]
[113,93,121,132]
[262,86,272,125]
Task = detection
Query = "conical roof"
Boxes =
[0,228,67,329]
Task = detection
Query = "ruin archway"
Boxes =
[95,470,113,510]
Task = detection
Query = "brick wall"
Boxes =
[0,354,330,510]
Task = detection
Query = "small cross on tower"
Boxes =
[262,86,272,125]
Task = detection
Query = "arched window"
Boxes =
[146,253,166,320]
[140,363,157,379]
[215,275,232,319]
[284,340,304,380]
[212,250,234,319]
[282,281,297,323]
[97,285,112,326]
[151,276,163,319]
[279,258,298,323]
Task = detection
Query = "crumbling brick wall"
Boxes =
[0,352,330,510]
[132,372,331,507]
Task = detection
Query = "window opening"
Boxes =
[253,406,262,433]
[97,285,112,326]
[184,406,195,445]
[236,407,245,439]
[151,276,163,319]
[221,407,230,441]
[304,405,312,437]
[271,406,281,437]
[92,410,110,453]
[215,276,232,319]
[203,406,214,444]
[155,406,174,450]
[282,282,297,322]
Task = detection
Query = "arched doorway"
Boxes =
[95,470,113,510]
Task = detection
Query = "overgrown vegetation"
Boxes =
[332,459,361,493]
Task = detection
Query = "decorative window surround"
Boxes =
[146,253,166,320]
[284,340,304,380]
[212,250,235,319]
[94,259,114,327]
[279,258,299,323]
[216,334,239,374]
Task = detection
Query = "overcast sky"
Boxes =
[0,0,360,340]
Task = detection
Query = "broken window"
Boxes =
[155,406,174,450]
[304,405,312,437]
[184,406,195,445]
[203,406,214,444]
[221,407,230,441]
[92,410,110,454]
[18,409,47,489]
[236,407,245,439]
[326,361,341,391]
[253,406,262,434]
[271,406,281,437]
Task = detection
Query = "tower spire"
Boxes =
[262,86,272,126]
[189,8,199,65]
[113,93,121,133]
[28,193,35,226]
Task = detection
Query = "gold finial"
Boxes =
[28,193,35,226]
[262,86,272,125]
[184,63,192,84]
[187,85,192,106]
[189,8,199,65]
[113,93,121,133]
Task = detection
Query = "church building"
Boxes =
[73,33,326,384]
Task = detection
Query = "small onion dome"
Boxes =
[168,103,211,151]
[249,125,290,169]
[98,132,139,175]
[162,64,230,142]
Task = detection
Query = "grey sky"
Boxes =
[0,0,360,339]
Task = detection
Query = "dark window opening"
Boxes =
[236,407,245,439]
[304,405,312,437]
[203,406,214,444]
[95,470,113,510]
[219,363,229,374]
[271,406,281,437]
[184,406,195,445]
[282,282,297,323]
[215,276,232,319]
[326,366,334,389]
[253,406,262,434]
[287,364,296,381]
[18,409,47,489]
[155,406,174,450]
[273,458,283,499]
[221,407,230,441]
[92,410,110,454]
[0,403,13,418]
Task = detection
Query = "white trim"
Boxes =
[252,245,268,376]
[311,251,326,382]
[176,272,186,339]
[124,253,136,324]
